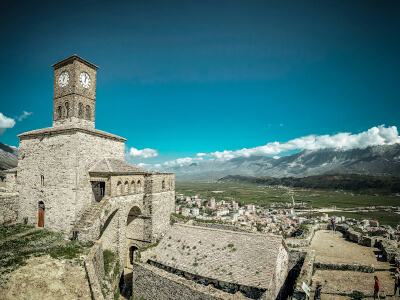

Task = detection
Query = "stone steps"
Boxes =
[71,197,110,233]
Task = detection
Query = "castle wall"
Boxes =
[145,190,175,241]
[274,243,290,298]
[17,133,78,232]
[74,131,124,223]
[0,194,19,224]
[17,131,124,233]
[132,262,245,300]
[5,172,17,193]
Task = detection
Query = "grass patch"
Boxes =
[103,249,116,275]
[0,224,93,285]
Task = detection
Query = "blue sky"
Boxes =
[1,0,400,168]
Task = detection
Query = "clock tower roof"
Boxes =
[52,54,99,71]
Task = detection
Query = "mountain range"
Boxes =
[164,143,400,181]
[1,142,400,181]
[0,142,18,179]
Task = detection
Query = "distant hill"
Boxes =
[168,143,400,181]
[0,142,18,179]
[218,174,400,194]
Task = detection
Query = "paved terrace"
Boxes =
[150,224,287,290]
[305,230,397,299]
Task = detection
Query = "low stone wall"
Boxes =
[285,224,328,248]
[132,262,248,300]
[191,221,250,233]
[0,194,18,224]
[313,262,374,273]
[84,240,105,300]
[292,250,315,300]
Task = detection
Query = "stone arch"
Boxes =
[57,105,62,119]
[99,208,120,253]
[131,180,135,193]
[65,102,69,118]
[137,180,142,193]
[117,181,122,195]
[38,201,45,227]
[85,105,90,120]
[78,102,83,118]
[124,180,129,195]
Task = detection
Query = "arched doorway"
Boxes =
[38,201,45,227]
[129,246,138,265]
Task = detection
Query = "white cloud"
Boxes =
[16,111,33,121]
[206,125,400,160]
[135,125,400,171]
[0,112,16,135]
[126,147,159,159]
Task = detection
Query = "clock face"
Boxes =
[58,71,69,87]
[79,72,91,88]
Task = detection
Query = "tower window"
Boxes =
[57,106,62,119]
[40,175,44,186]
[78,103,83,118]
[131,181,135,193]
[65,102,69,118]
[117,181,122,195]
[85,105,90,120]
[162,180,165,190]
[124,181,129,194]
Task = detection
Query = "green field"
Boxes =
[176,181,400,209]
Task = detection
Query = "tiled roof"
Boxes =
[150,224,287,290]
[89,157,152,175]
[18,124,126,141]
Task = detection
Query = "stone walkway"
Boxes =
[308,230,388,269]
[305,230,398,299]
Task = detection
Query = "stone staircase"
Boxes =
[71,196,111,238]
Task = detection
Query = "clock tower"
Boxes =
[51,54,99,128]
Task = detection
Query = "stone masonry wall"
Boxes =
[0,194,19,224]
[84,240,105,300]
[75,131,124,225]
[5,172,17,192]
[274,244,290,299]
[132,261,247,300]
[17,130,124,233]
[145,190,175,241]
[17,133,78,232]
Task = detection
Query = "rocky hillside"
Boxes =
[0,142,18,179]
[168,144,400,181]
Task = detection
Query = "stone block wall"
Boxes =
[293,250,315,300]
[110,175,145,197]
[84,240,105,300]
[0,194,19,224]
[145,173,175,194]
[132,261,247,300]
[17,130,124,233]
[5,172,17,192]
[145,190,175,241]
[274,243,290,298]
[75,131,124,223]
[17,133,78,231]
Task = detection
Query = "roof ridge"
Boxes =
[175,223,281,238]
[105,158,113,172]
